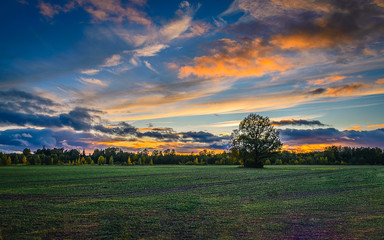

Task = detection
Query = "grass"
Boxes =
[0,165,383,239]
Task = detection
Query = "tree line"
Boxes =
[0,145,383,166]
[0,147,236,166]
[268,146,384,165]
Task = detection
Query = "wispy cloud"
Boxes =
[367,124,384,128]
[38,1,59,18]
[79,77,108,87]
[80,69,100,75]
[38,0,151,24]
[209,120,241,128]
[271,119,327,127]
[308,76,346,86]
[131,44,169,57]
[102,54,122,67]
[143,61,158,74]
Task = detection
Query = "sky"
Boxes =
[1,0,384,153]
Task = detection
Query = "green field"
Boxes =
[0,165,383,239]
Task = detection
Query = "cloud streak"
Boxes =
[271,119,327,127]
[38,0,151,25]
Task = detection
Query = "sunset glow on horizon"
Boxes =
[1,0,384,153]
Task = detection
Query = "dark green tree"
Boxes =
[231,113,282,168]
[23,148,31,156]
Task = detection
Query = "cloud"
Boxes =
[94,122,181,141]
[279,128,384,148]
[160,15,192,41]
[118,1,200,60]
[158,0,200,41]
[180,21,211,39]
[222,0,332,21]
[102,54,122,67]
[271,119,327,127]
[38,0,151,25]
[272,2,384,51]
[223,0,384,55]
[209,120,241,128]
[0,89,59,114]
[143,61,158,74]
[323,83,366,96]
[79,77,108,87]
[38,1,59,18]
[309,88,327,95]
[80,69,100,75]
[271,32,350,50]
[208,143,230,150]
[372,0,384,8]
[376,79,384,84]
[309,83,367,96]
[0,103,100,131]
[367,124,384,129]
[94,122,138,136]
[178,38,292,79]
[131,44,169,57]
[345,125,362,131]
[308,76,346,86]
[0,128,98,150]
[181,131,230,143]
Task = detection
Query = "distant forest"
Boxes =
[1,146,383,166]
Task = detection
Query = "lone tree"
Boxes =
[231,113,282,168]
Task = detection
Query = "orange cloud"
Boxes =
[310,83,368,97]
[367,124,384,128]
[373,0,384,7]
[376,79,384,84]
[308,76,346,85]
[179,38,292,79]
[324,83,366,96]
[345,125,362,131]
[271,32,350,50]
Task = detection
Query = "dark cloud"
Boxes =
[279,128,384,148]
[181,131,230,143]
[94,122,138,135]
[309,88,326,95]
[0,89,59,114]
[59,107,100,131]
[0,106,100,131]
[309,83,366,96]
[0,92,226,145]
[0,128,97,151]
[272,119,326,127]
[93,123,180,140]
[209,143,230,150]
[275,0,384,50]
[139,131,180,140]
[0,110,62,128]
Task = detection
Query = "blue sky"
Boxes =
[1,0,384,153]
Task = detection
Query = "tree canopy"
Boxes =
[231,113,282,168]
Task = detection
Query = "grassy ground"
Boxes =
[0,165,383,239]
